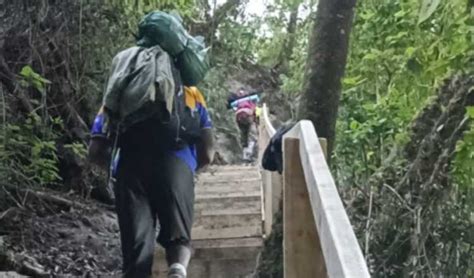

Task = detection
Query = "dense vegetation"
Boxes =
[0,0,472,276]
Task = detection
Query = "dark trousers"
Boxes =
[237,115,255,147]
[114,147,194,278]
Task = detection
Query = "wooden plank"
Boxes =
[195,181,261,194]
[192,237,263,249]
[261,103,276,136]
[258,103,277,237]
[192,226,262,240]
[194,197,261,216]
[283,138,327,278]
[155,238,262,260]
[195,207,261,217]
[194,194,260,205]
[197,173,261,181]
[204,165,257,173]
[195,191,261,200]
[262,169,273,236]
[193,213,262,227]
[284,121,370,278]
[197,178,261,187]
[271,172,283,215]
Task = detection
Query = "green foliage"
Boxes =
[64,143,88,160]
[19,65,51,94]
[278,21,311,95]
[214,18,262,64]
[108,0,198,34]
[335,0,473,187]
[0,113,62,186]
[0,65,73,187]
[253,0,472,276]
[418,0,441,24]
[452,106,474,190]
[200,67,239,135]
[327,0,474,275]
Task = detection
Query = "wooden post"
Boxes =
[263,170,273,236]
[271,172,282,215]
[283,138,327,278]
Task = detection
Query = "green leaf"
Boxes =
[405,47,416,57]
[343,76,365,86]
[466,106,474,119]
[19,65,51,93]
[406,58,423,73]
[362,53,377,60]
[20,65,34,78]
[350,120,359,130]
[394,10,406,18]
[418,0,441,24]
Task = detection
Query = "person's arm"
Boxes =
[196,128,214,170]
[193,89,214,171]
[88,136,111,169]
[88,107,112,169]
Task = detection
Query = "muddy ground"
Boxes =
[0,188,122,277]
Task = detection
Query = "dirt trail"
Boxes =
[0,188,121,277]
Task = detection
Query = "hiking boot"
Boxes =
[168,263,187,278]
[168,269,186,278]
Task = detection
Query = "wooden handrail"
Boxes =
[261,103,276,136]
[258,103,279,236]
[259,103,370,277]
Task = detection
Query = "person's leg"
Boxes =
[166,244,192,276]
[152,155,195,277]
[237,118,250,148]
[248,121,258,161]
[114,153,156,278]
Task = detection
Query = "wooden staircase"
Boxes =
[153,165,264,278]
[153,104,371,277]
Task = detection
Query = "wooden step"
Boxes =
[192,213,262,240]
[193,237,263,250]
[153,237,263,278]
[205,165,258,173]
[195,190,261,200]
[154,237,263,259]
[192,213,262,236]
[197,177,261,187]
[194,195,261,216]
[198,171,261,181]
[152,165,264,277]
[195,181,261,196]
[153,257,259,278]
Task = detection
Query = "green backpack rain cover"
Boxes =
[136,11,210,86]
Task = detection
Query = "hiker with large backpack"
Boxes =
[88,11,213,278]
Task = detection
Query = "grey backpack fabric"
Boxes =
[102,45,175,130]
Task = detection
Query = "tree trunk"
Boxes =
[297,0,357,158]
[276,4,299,73]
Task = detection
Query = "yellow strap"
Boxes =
[184,86,207,109]
[255,106,262,117]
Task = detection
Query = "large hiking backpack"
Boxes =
[102,45,201,149]
[136,11,209,86]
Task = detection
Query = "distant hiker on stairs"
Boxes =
[88,11,213,278]
[228,89,260,162]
